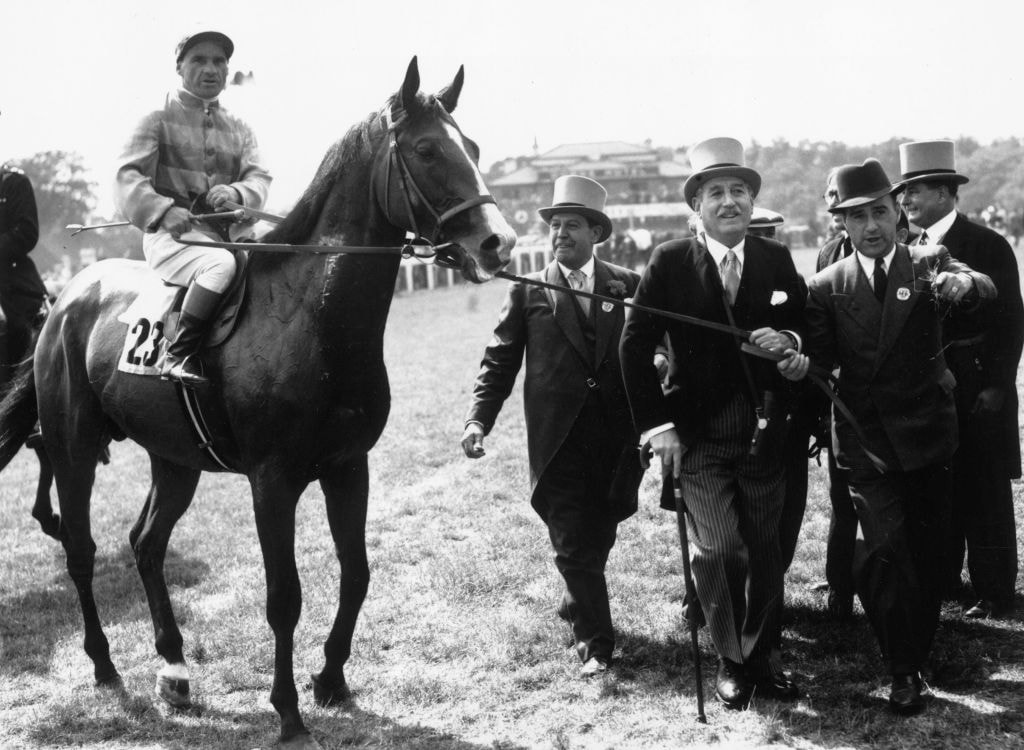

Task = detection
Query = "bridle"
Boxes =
[377,102,497,268]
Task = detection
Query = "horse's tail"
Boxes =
[0,359,38,472]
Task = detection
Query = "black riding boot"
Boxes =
[161,283,223,388]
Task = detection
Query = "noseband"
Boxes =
[379,104,496,268]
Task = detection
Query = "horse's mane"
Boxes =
[263,101,393,247]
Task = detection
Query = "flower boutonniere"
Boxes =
[606,280,629,299]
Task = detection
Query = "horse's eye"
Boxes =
[415,144,436,160]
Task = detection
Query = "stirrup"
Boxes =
[161,355,209,388]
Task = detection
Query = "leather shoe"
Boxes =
[964,599,1009,619]
[888,673,929,715]
[580,656,610,678]
[716,658,752,709]
[749,659,800,702]
[827,589,854,621]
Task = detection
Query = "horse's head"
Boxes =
[373,57,516,283]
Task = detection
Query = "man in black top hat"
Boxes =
[0,162,48,382]
[784,158,996,714]
[898,140,1024,620]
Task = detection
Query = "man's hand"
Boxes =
[777,349,809,381]
[749,327,791,354]
[461,422,486,458]
[933,271,974,304]
[650,428,685,478]
[207,184,241,210]
[159,206,193,238]
[654,352,670,381]
[972,386,1005,415]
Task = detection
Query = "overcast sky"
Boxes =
[2,0,1020,215]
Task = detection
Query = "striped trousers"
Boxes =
[678,393,786,665]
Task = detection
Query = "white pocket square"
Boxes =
[770,290,788,306]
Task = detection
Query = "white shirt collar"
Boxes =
[558,255,596,281]
[702,232,746,268]
[855,245,897,278]
[920,208,957,243]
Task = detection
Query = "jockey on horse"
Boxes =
[114,29,271,387]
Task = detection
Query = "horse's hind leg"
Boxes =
[312,456,369,707]
[29,445,60,540]
[52,457,121,687]
[131,453,200,708]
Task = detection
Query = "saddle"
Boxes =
[116,252,249,377]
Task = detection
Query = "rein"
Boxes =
[495,269,888,473]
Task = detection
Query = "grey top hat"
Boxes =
[175,30,234,62]
[897,140,969,186]
[538,175,613,243]
[828,159,904,213]
[683,137,761,206]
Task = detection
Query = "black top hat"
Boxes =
[828,159,904,213]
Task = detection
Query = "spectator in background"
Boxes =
[899,140,1024,619]
[0,161,48,383]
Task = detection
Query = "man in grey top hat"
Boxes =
[898,140,1024,620]
[785,158,996,714]
[620,137,807,709]
[462,175,643,678]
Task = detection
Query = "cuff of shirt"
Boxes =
[641,422,675,444]
[780,329,802,352]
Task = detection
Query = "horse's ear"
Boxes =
[398,56,421,113]
[437,65,464,114]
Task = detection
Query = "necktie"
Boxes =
[873,257,887,303]
[569,269,590,315]
[720,250,741,306]
[918,230,929,246]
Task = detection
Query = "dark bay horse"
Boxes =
[0,58,514,749]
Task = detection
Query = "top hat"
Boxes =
[538,175,613,243]
[828,159,904,213]
[749,207,784,229]
[683,137,761,206]
[897,140,969,187]
[175,30,234,62]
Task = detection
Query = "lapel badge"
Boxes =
[897,287,911,301]
[601,301,614,313]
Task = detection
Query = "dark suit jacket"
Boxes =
[804,243,997,472]
[935,213,1024,477]
[0,166,46,300]
[620,234,806,447]
[466,257,642,516]
[817,233,852,273]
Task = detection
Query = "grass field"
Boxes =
[1,250,1023,749]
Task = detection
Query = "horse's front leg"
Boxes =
[249,466,315,747]
[312,456,369,707]
[132,453,200,708]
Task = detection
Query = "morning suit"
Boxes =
[466,257,642,663]
[620,234,806,665]
[804,242,996,675]
[929,214,1023,606]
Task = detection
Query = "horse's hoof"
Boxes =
[95,671,123,691]
[156,674,191,708]
[276,731,324,750]
[35,514,62,540]
[311,672,350,707]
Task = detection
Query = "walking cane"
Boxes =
[672,473,707,723]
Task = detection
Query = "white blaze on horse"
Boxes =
[0,58,514,750]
